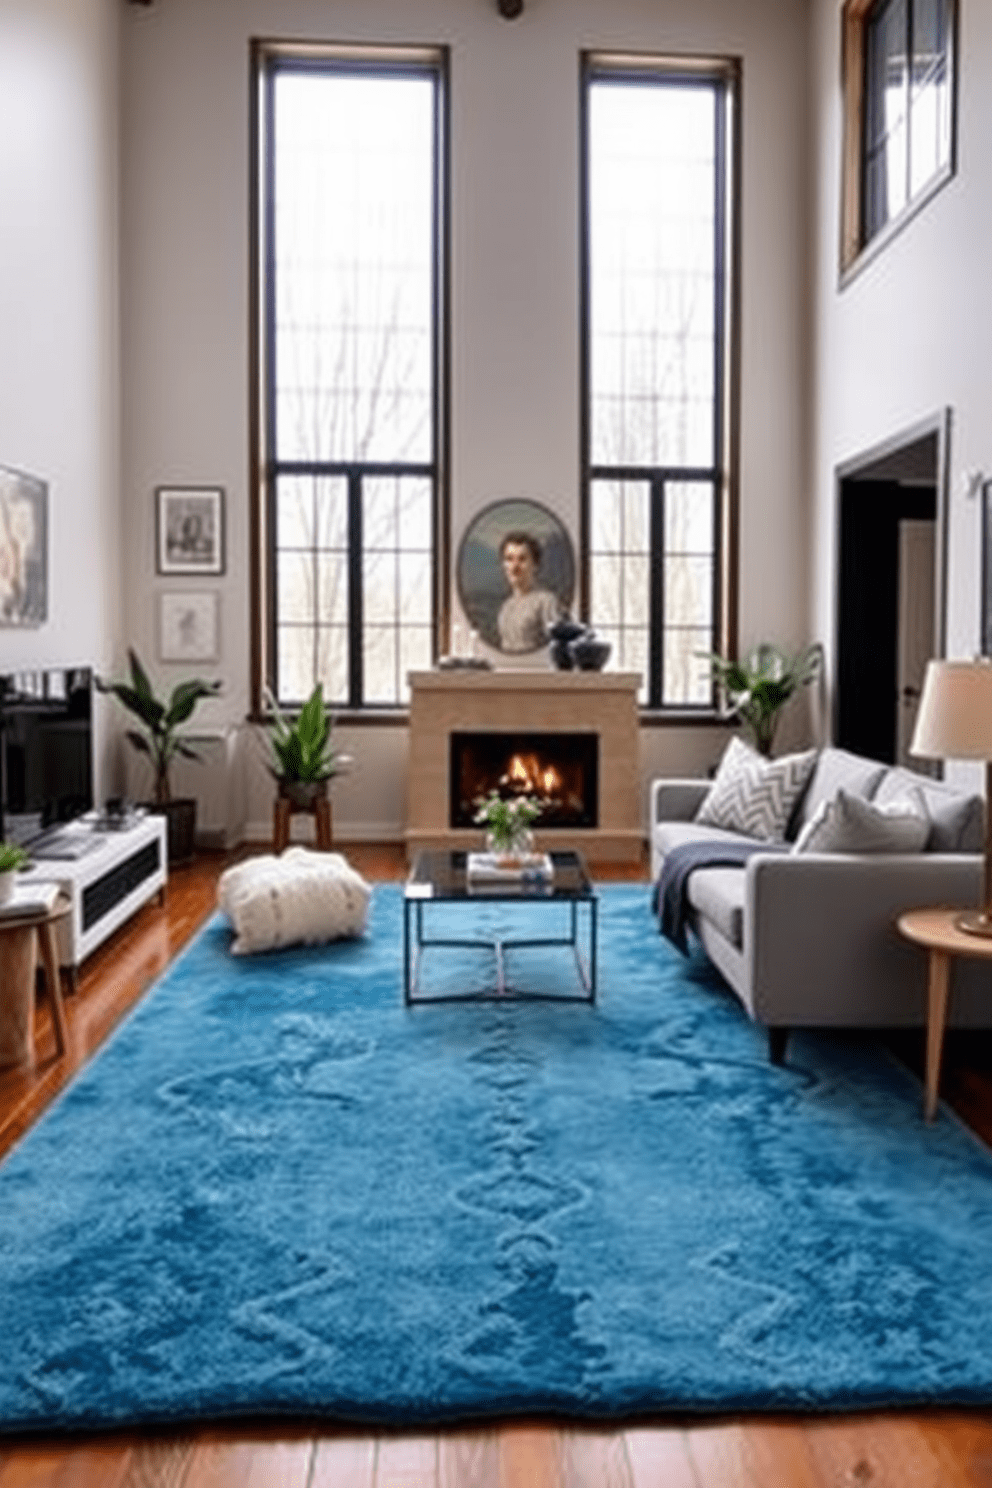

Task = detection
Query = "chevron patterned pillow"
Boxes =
[695,737,818,841]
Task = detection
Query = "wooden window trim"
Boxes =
[840,0,958,283]
[248,40,450,715]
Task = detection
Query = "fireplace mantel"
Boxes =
[406,670,642,863]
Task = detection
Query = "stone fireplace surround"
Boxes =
[406,670,642,863]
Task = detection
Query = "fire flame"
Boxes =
[500,754,563,800]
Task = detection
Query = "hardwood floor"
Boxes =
[3,844,992,1487]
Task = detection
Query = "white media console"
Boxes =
[18,813,168,988]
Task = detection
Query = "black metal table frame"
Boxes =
[403,892,597,1006]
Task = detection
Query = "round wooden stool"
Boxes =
[0,893,71,1067]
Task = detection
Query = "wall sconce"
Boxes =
[497,0,524,16]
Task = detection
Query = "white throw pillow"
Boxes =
[791,785,930,855]
[217,848,371,955]
[695,736,818,842]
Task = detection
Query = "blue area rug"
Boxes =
[3,883,992,1431]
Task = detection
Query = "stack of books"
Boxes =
[0,881,62,919]
[466,851,554,889]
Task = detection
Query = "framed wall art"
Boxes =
[0,465,47,626]
[159,591,220,663]
[456,498,575,654]
[156,486,225,576]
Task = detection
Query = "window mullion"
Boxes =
[348,471,363,709]
[649,478,665,710]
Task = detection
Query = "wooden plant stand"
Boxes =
[273,793,333,854]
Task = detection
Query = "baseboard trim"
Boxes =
[242,818,405,846]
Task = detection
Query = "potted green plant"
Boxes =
[96,649,221,864]
[705,642,821,757]
[473,791,542,861]
[0,842,28,905]
[265,682,341,808]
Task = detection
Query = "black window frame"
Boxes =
[579,52,740,716]
[249,40,450,717]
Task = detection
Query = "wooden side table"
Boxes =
[273,794,333,854]
[897,906,992,1121]
[0,893,71,1067]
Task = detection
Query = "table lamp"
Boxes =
[911,657,992,935]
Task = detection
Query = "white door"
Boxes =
[896,517,936,770]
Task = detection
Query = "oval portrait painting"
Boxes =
[457,499,576,654]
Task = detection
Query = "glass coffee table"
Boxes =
[404,849,597,1006]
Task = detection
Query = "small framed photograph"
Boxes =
[156,486,225,575]
[159,591,219,663]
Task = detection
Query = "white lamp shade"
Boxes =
[910,659,992,760]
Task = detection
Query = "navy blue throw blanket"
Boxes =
[654,838,789,953]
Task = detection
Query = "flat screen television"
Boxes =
[0,667,94,848]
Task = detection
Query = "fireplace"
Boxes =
[407,670,641,862]
[450,731,598,829]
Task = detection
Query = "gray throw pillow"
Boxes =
[792,785,930,855]
[873,767,985,852]
[695,736,818,842]
[793,747,888,833]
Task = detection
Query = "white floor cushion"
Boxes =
[217,848,371,955]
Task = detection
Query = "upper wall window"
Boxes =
[251,43,448,711]
[581,54,739,710]
[841,0,956,275]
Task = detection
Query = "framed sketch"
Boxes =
[0,465,47,626]
[456,499,575,653]
[983,480,992,658]
[159,591,219,663]
[156,486,225,575]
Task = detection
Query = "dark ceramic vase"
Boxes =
[568,632,612,671]
[548,617,587,670]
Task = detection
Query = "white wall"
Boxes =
[809,0,992,691]
[120,0,812,840]
[0,0,120,792]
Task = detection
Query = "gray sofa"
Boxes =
[651,746,992,1060]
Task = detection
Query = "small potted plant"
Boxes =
[97,649,221,864]
[473,791,542,863]
[265,682,342,808]
[705,642,821,757]
[0,842,28,905]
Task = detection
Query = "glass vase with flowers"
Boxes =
[473,791,542,864]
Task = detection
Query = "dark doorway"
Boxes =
[836,427,940,765]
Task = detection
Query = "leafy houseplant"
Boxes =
[473,791,542,859]
[0,842,28,905]
[0,843,28,873]
[706,643,821,757]
[96,649,221,863]
[265,683,339,807]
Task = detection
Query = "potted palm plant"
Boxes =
[97,649,222,864]
[265,682,341,807]
[705,642,821,757]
